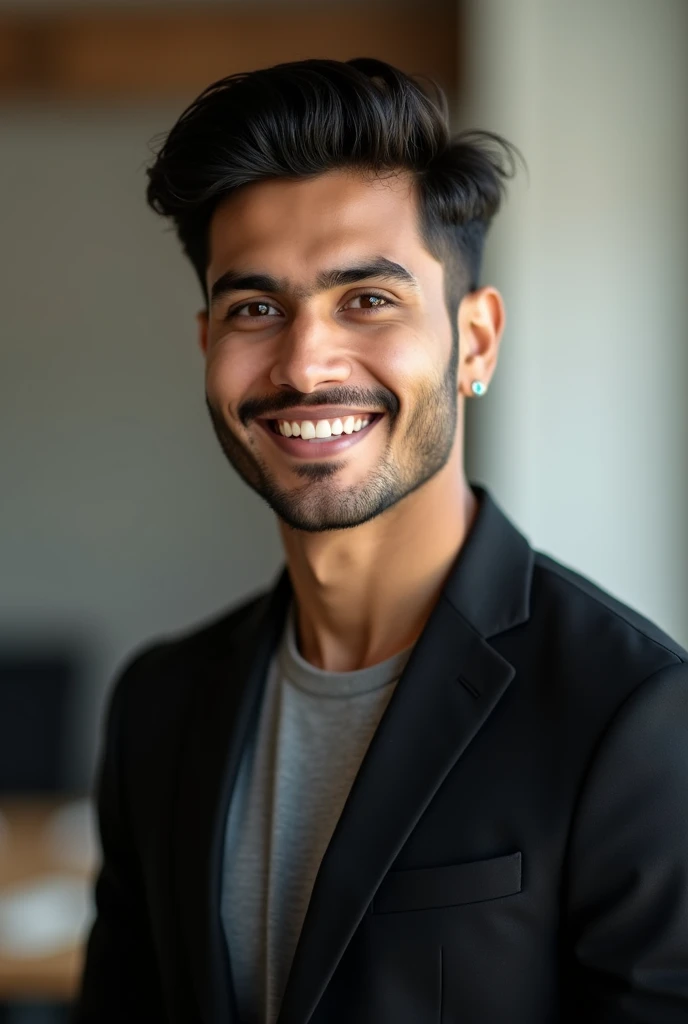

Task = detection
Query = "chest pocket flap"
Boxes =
[371,851,522,914]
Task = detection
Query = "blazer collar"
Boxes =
[174,483,533,1024]
[443,483,533,638]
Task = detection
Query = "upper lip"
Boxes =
[258,407,382,421]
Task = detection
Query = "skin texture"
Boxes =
[198,168,505,671]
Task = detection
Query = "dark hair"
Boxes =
[146,57,519,310]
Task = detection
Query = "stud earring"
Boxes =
[471,380,487,397]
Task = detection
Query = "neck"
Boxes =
[279,453,478,672]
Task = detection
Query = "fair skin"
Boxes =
[197,168,504,672]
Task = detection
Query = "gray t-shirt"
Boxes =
[221,605,413,1024]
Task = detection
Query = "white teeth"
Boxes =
[275,414,374,439]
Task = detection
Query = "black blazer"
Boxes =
[73,485,688,1024]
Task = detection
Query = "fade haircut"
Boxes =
[146,57,519,319]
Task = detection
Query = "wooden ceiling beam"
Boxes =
[0,5,457,103]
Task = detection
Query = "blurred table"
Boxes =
[0,798,96,1002]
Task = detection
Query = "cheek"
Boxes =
[204,339,262,411]
[367,329,446,397]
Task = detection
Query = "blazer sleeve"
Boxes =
[71,650,167,1023]
[565,659,688,1023]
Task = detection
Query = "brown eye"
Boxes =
[346,294,392,310]
[235,301,279,317]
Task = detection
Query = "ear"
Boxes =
[196,309,209,356]
[456,286,505,397]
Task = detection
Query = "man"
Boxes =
[73,58,688,1023]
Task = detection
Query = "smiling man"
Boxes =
[73,59,688,1024]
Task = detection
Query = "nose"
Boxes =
[269,313,351,394]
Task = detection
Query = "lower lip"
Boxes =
[258,415,382,459]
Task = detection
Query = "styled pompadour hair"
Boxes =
[146,57,519,309]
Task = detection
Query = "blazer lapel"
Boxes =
[173,570,291,1023]
[277,486,534,1024]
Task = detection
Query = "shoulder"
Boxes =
[106,586,271,722]
[95,586,273,808]
[529,549,687,668]
[498,549,688,748]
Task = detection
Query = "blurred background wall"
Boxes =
[462,0,688,648]
[0,103,284,788]
[0,0,686,797]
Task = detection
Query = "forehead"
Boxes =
[206,169,437,284]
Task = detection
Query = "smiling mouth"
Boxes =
[258,413,383,458]
[270,413,378,439]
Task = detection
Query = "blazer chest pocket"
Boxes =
[371,851,522,914]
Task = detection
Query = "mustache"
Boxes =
[236,385,399,426]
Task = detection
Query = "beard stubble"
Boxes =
[205,347,458,533]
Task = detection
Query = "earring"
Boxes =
[471,381,487,397]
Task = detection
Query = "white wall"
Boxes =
[461,0,688,645]
[0,107,283,785]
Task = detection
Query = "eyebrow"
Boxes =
[209,256,420,308]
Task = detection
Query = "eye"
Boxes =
[228,300,283,319]
[343,293,395,312]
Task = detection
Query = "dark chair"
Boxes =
[0,650,75,795]
[0,1005,70,1024]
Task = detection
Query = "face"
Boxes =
[199,169,493,532]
